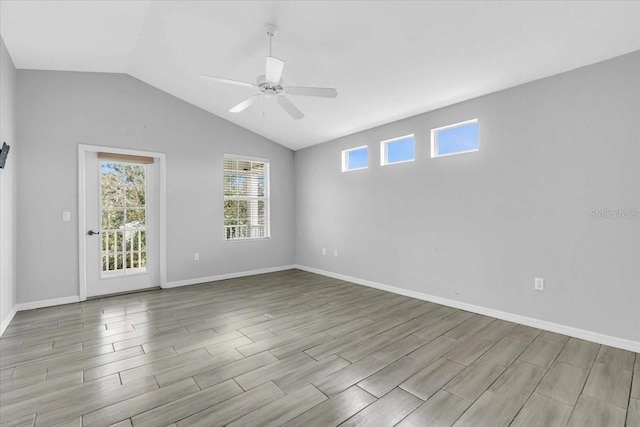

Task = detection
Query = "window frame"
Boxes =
[431,118,479,158]
[380,134,416,166]
[223,154,271,242]
[341,145,369,172]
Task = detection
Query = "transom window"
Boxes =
[223,155,270,240]
[342,146,368,172]
[381,134,415,165]
[100,161,147,277]
[431,119,479,157]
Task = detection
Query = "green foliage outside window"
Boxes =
[100,162,147,272]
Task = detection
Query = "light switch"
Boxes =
[62,211,71,222]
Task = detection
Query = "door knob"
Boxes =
[87,230,100,236]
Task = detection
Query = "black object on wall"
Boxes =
[0,142,10,169]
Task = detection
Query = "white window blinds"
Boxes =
[223,156,270,240]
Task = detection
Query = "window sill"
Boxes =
[432,148,479,158]
[223,237,271,243]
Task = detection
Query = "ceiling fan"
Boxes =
[200,24,338,120]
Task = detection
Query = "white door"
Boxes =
[84,151,160,297]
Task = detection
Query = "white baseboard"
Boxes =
[0,306,18,337]
[164,265,296,289]
[294,264,640,353]
[15,296,81,312]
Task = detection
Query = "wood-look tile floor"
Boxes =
[0,269,638,427]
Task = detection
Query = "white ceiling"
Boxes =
[2,1,640,151]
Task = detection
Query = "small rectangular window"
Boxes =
[342,146,368,172]
[431,119,479,157]
[223,155,270,240]
[381,134,415,165]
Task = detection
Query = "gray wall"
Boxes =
[0,37,17,330]
[295,51,640,342]
[17,71,294,303]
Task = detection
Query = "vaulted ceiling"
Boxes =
[2,1,640,150]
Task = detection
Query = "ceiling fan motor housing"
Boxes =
[256,74,283,96]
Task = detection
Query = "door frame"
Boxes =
[78,144,167,301]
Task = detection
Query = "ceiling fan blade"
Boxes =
[276,96,304,120]
[229,95,261,113]
[200,75,256,89]
[266,57,284,84]
[285,86,338,98]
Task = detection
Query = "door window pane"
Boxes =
[100,161,147,277]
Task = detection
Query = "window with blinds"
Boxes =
[223,155,270,240]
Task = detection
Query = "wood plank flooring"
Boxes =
[0,269,638,426]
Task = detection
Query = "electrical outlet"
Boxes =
[62,211,71,222]
[534,277,544,291]
[334,249,338,257]
[322,248,326,255]
[194,253,200,261]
